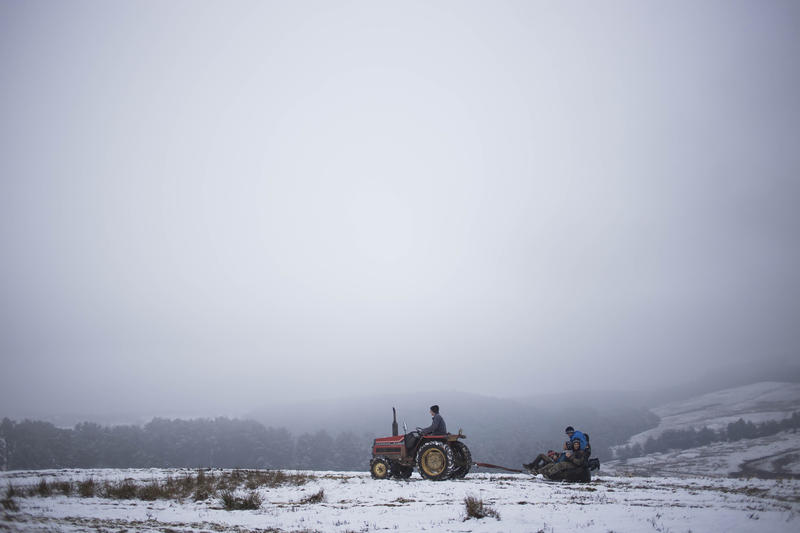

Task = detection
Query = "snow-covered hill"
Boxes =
[626,381,800,446]
[605,381,800,478]
[604,430,800,478]
[1,468,798,532]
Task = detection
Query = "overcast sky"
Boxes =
[1,1,798,418]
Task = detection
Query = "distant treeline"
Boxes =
[614,412,800,459]
[0,417,370,471]
[0,405,659,471]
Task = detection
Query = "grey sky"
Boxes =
[1,1,798,418]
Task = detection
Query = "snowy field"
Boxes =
[1,468,798,532]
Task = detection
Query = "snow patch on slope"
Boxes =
[605,430,800,478]
[628,381,800,446]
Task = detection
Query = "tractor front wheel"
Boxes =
[370,457,391,480]
[415,441,455,481]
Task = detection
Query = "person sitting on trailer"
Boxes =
[550,426,589,464]
[539,438,587,480]
[420,405,447,435]
[523,450,559,473]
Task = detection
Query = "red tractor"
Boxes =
[369,408,472,481]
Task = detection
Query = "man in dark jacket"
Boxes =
[420,405,447,435]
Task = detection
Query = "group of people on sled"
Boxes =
[415,406,592,481]
[523,426,590,480]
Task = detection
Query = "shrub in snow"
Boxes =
[298,488,324,504]
[104,480,138,500]
[220,490,262,510]
[1,495,18,512]
[78,478,96,498]
[464,495,500,521]
[35,479,52,497]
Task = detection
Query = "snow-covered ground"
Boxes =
[624,381,800,447]
[1,468,798,532]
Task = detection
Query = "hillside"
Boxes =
[605,430,800,478]
[605,381,800,478]
[624,381,800,446]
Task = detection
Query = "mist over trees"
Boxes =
[0,417,370,471]
[0,402,659,471]
[15,410,797,470]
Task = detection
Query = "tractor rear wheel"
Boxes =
[450,441,472,479]
[370,457,391,480]
[415,441,455,481]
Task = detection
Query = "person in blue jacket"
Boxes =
[565,426,587,450]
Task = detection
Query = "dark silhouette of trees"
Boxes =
[0,417,370,471]
[333,431,368,471]
[7,409,791,470]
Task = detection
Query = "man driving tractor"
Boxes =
[420,405,447,435]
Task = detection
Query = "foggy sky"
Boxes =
[1,1,799,419]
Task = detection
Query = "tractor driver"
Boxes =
[420,405,447,435]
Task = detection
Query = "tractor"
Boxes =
[369,408,472,481]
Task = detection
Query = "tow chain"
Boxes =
[473,462,526,473]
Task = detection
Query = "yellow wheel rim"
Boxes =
[373,462,387,477]
[421,448,445,476]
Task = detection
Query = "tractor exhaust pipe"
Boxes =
[392,407,398,436]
